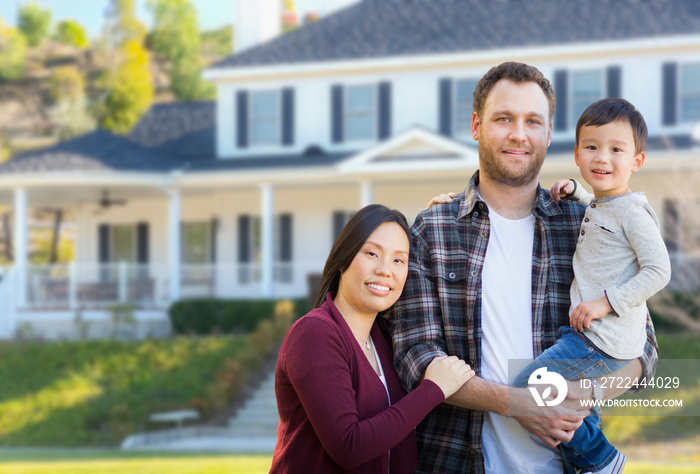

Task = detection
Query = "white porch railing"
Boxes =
[21,261,325,310]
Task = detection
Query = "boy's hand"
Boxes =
[425,192,457,210]
[549,179,574,203]
[570,297,613,332]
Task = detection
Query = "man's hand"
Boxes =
[510,385,588,448]
[570,296,613,331]
[549,179,574,203]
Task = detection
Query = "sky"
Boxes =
[0,0,359,37]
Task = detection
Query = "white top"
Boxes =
[569,189,671,358]
[370,335,391,474]
[480,209,563,474]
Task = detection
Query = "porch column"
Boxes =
[13,188,28,307]
[260,184,274,298]
[168,189,181,302]
[360,180,374,207]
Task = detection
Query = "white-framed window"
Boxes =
[111,224,136,262]
[182,222,211,264]
[250,90,280,146]
[345,84,376,141]
[454,78,479,137]
[571,70,604,125]
[680,63,700,123]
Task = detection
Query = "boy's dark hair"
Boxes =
[575,98,648,155]
[473,62,556,120]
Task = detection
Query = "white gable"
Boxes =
[338,126,478,174]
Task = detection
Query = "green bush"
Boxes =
[168,297,307,335]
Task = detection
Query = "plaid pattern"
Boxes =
[390,171,659,474]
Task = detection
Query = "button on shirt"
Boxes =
[390,171,660,473]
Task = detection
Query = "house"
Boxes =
[1,0,699,339]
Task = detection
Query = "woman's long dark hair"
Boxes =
[314,204,410,309]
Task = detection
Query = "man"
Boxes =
[391,62,658,473]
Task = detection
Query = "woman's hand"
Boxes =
[425,192,457,210]
[549,179,574,203]
[423,355,475,399]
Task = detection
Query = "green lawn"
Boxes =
[0,451,697,474]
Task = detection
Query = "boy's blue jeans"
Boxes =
[514,326,630,472]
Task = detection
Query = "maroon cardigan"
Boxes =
[270,294,444,474]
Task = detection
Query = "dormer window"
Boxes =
[250,90,280,146]
[345,85,376,141]
[680,63,700,123]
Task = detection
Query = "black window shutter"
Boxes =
[98,224,110,263]
[554,70,568,131]
[439,78,453,136]
[236,90,248,148]
[136,222,149,264]
[378,81,392,140]
[331,85,344,143]
[606,66,622,98]
[210,218,218,263]
[662,62,677,126]
[282,88,295,146]
[279,214,293,262]
[238,215,251,263]
[332,211,346,243]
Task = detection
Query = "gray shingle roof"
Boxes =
[127,101,216,160]
[0,130,174,175]
[211,0,700,69]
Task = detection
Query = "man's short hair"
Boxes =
[575,98,648,155]
[473,62,556,121]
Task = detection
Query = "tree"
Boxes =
[104,0,147,47]
[48,67,95,139]
[98,40,153,134]
[54,19,89,48]
[148,0,214,101]
[0,18,28,81]
[17,1,52,47]
[49,66,84,103]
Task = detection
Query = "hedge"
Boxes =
[168,298,308,335]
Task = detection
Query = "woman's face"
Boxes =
[336,222,410,319]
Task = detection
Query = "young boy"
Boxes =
[519,97,672,474]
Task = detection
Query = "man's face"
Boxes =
[471,79,553,187]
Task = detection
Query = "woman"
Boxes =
[270,204,474,473]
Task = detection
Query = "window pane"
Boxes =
[681,64,700,123]
[251,118,279,144]
[345,85,375,140]
[454,78,478,136]
[184,222,210,264]
[251,91,277,117]
[252,216,262,263]
[572,70,603,123]
[112,225,135,263]
[347,85,374,111]
[250,91,280,145]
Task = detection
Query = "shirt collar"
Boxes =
[460,170,565,219]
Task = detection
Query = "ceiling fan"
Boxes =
[93,190,127,215]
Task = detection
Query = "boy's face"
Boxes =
[574,120,645,198]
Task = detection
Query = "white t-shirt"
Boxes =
[480,209,563,474]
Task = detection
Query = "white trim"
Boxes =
[203,35,700,82]
[260,184,274,298]
[14,188,27,307]
[338,126,478,174]
[168,189,181,302]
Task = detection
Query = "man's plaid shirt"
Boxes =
[390,171,659,473]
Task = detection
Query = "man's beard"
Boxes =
[479,142,546,187]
